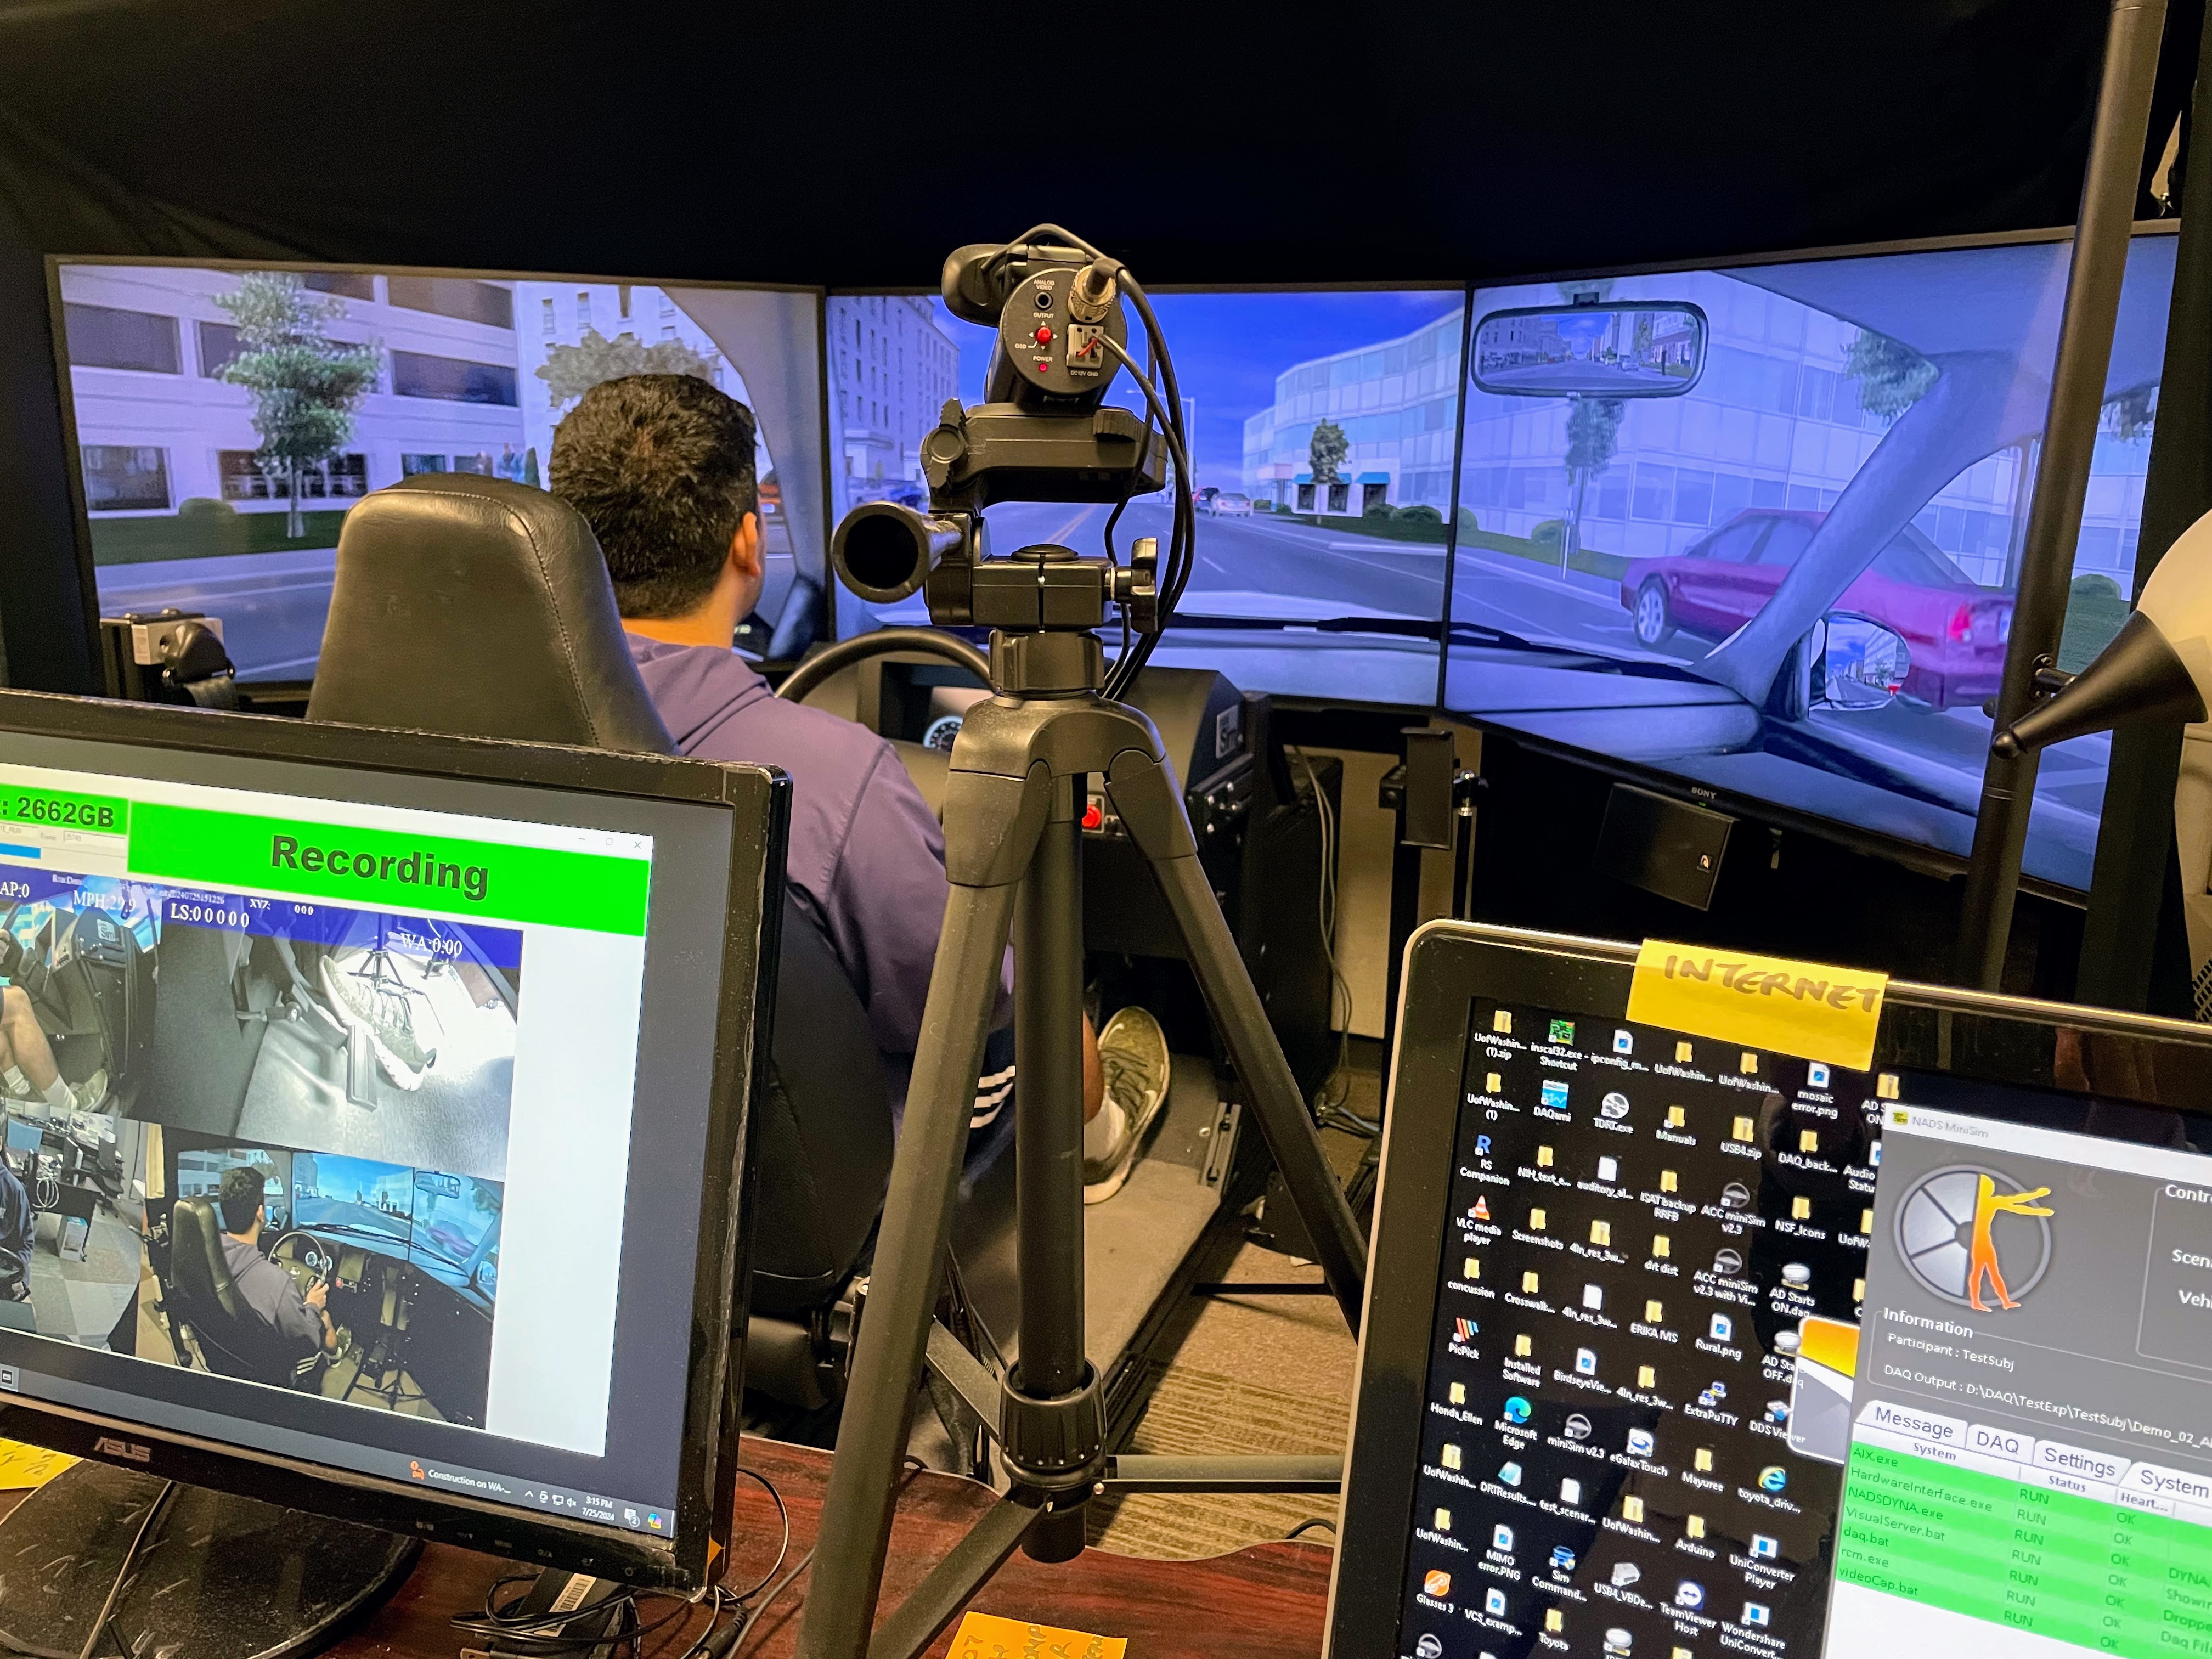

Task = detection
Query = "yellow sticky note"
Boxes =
[1627,940,1887,1070]
[952,1614,1126,1659]
[0,1440,74,1490]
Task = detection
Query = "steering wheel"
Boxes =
[774,628,991,707]
[267,1229,333,1291]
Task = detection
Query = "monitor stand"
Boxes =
[0,1461,419,1659]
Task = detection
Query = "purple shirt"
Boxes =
[625,636,1007,1077]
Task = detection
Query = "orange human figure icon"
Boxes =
[1966,1175,2052,1311]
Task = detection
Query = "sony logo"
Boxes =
[93,1436,150,1464]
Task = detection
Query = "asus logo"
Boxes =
[94,1436,150,1464]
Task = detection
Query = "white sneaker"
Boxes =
[71,1069,109,1114]
[1082,1007,1172,1205]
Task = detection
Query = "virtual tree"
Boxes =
[537,330,722,414]
[215,272,381,537]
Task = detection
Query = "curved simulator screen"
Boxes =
[54,263,831,681]
[827,287,1467,707]
[1444,233,2176,890]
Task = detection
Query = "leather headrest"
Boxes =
[171,1198,236,1310]
[307,475,674,755]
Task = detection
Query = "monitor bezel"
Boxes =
[44,256,833,683]
[0,687,782,1592]
[1324,916,2212,1657]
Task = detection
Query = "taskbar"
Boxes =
[0,1360,675,1539]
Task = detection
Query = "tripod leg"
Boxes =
[1105,749,1369,1333]
[798,776,1042,1659]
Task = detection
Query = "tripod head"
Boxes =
[827,224,1192,699]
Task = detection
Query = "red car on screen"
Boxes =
[1618,510,2012,710]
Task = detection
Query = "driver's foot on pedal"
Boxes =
[71,1069,109,1114]
[1082,1007,1171,1205]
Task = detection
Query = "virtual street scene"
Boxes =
[828,289,1468,709]
[138,1132,498,1426]
[60,265,832,679]
[1442,235,2176,890]
[0,870,520,1182]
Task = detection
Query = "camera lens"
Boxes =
[1033,290,1053,310]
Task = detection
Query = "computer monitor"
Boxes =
[1443,225,2177,894]
[0,687,780,1595]
[48,260,831,681]
[1329,919,2212,1659]
[826,287,1466,708]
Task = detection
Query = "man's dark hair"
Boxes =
[217,1164,270,1235]
[549,374,759,619]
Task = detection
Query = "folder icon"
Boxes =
[1547,1610,1564,1633]
[1537,1146,1554,1167]
[1515,1334,1532,1357]
[1623,1496,1645,1522]
[1486,1071,1504,1093]
[1653,1234,1671,1257]
[1494,1011,1513,1034]
[1854,1278,1865,1302]
[1435,1508,1452,1532]
[1741,1052,1759,1074]
[1442,1443,1462,1469]
[1667,1105,1686,1127]
[1732,1116,1754,1141]
[1877,1072,1899,1099]
[1449,1382,1466,1404]
[1695,1448,1713,1471]
[1590,1220,1611,1245]
[1530,1209,1547,1230]
[1465,1257,1480,1279]
[1676,1041,1693,1062]
[1523,1272,1541,1293]
[1661,1170,1679,1192]
[1799,1130,1819,1152]
[1688,1514,1706,1538]
[1792,1196,1812,1220]
[1645,1299,1664,1322]
[1862,1209,1875,1234]
[1638,1365,1656,1387]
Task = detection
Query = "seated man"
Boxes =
[215,1165,340,1364]
[550,374,1166,1200]
[0,983,105,1116]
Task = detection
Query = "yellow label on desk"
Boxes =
[1627,940,1887,1070]
[949,1611,1127,1659]
[0,1440,75,1489]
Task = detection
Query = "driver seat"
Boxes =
[166,1198,319,1389]
[305,474,895,1408]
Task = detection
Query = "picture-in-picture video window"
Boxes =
[827,289,1467,707]
[1443,233,2175,889]
[56,264,832,681]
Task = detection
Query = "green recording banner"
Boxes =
[0,785,128,836]
[126,803,650,935]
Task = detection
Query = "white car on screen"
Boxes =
[1203,492,1254,516]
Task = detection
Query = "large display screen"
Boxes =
[1397,998,1877,1659]
[1444,232,2176,891]
[826,288,1466,706]
[54,263,830,681]
[0,733,736,1554]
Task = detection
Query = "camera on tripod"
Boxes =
[828,225,1192,691]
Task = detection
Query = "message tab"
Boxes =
[1627,939,1886,1068]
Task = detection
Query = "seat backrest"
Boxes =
[306,475,893,1306]
[168,1196,239,1317]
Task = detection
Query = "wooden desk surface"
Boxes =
[286,1436,1330,1659]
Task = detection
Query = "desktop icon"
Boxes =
[1604,1630,1633,1658]
[1455,1317,1478,1342]
[1485,1071,1504,1094]
[1743,1603,1771,1628]
[1613,1030,1634,1054]
[1782,1261,1812,1288]
[1709,1312,1733,1341]
[1877,1071,1900,1099]
[1504,1396,1533,1424]
[1652,1234,1671,1258]
[1516,1334,1533,1357]
[1493,1010,1514,1034]
[646,1511,664,1531]
[1666,1105,1686,1128]
[1435,1508,1453,1532]
[1464,1256,1481,1280]
[1549,1019,1574,1043]
[1601,1092,1631,1119]
[1686,1515,1706,1539]
[1473,1197,1492,1221]
[1645,1299,1665,1322]
[1541,1080,1571,1109]
[1792,1195,1813,1220]
[1597,1155,1619,1182]
[1449,1382,1468,1405]
[1590,1219,1612,1245]
[1798,1129,1819,1153]
[1576,1348,1598,1375]
[1417,1638,1444,1659]
[1697,1382,1727,1408]
[1551,1545,1578,1572]
[1424,1570,1453,1599]
[1582,1283,1604,1310]
[624,1507,639,1526]
[1565,1413,1593,1441]
[1547,1610,1564,1634]
[1485,1588,1509,1617]
[1751,1533,1779,1559]
[1660,1170,1679,1192]
[1522,1270,1540,1293]
[1870,1139,1883,1166]
[1758,1466,1788,1493]
[1694,1448,1714,1472]
[1622,1496,1645,1522]
[1895,1165,2056,1312]
[1675,1041,1694,1063]
[1611,1562,1641,1588]
[1476,1134,1493,1156]
[1731,1116,1755,1142]
[1808,1062,1829,1088]
[1740,1052,1759,1075]
[1538,1146,1555,1166]
[1530,1207,1548,1231]
[1493,1523,1515,1551]
[1627,1429,1656,1457]
[1500,1461,1523,1486]
[1442,1443,1463,1470]
[1767,1400,1790,1424]
[1712,1248,1744,1276]
[1560,1477,1582,1505]
[1675,1582,1704,1610]
[1637,1365,1656,1388]
[1720,1182,1752,1210]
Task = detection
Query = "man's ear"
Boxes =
[729,512,764,579]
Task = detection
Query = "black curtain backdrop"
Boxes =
[0,0,2195,692]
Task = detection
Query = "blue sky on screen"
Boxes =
[934,289,1465,488]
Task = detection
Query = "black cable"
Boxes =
[76,1479,178,1659]
[724,1466,792,1602]
[723,1457,929,1658]
[1285,1516,1338,1541]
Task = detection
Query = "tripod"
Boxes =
[795,594,1369,1659]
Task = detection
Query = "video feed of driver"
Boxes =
[0,871,520,1185]
[143,1133,499,1427]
